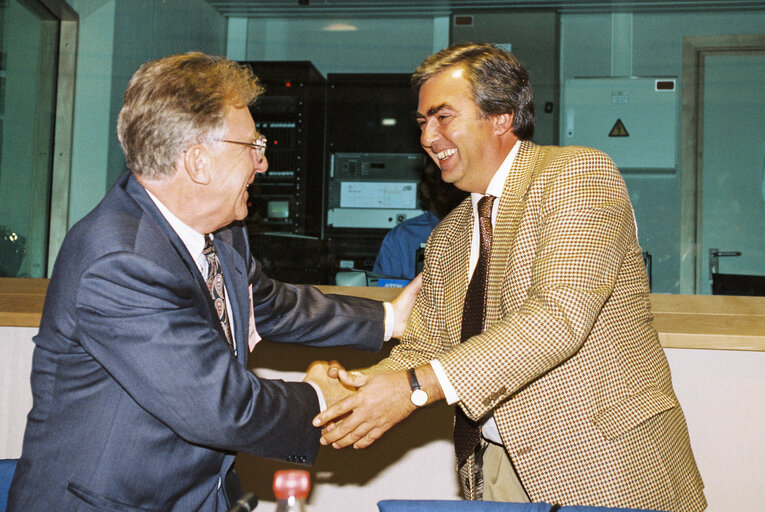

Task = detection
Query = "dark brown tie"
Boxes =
[454,195,495,466]
[203,235,235,355]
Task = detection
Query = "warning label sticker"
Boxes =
[609,119,629,137]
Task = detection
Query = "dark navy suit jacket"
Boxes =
[8,172,384,511]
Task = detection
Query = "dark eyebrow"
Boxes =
[429,103,451,116]
[414,103,452,120]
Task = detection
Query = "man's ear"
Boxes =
[493,112,515,137]
[182,144,212,185]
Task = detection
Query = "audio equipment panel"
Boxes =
[323,73,425,272]
[242,61,325,236]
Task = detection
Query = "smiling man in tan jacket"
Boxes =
[314,42,706,512]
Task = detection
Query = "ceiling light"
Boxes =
[323,22,358,32]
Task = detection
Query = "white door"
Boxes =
[697,50,765,294]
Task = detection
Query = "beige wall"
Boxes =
[0,326,35,458]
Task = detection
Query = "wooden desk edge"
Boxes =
[2,279,764,351]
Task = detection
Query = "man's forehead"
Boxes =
[417,68,469,112]
[225,105,256,130]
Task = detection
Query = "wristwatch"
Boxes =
[407,368,429,407]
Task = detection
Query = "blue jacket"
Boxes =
[373,212,441,280]
[8,171,383,511]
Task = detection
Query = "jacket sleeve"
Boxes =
[74,251,323,463]
[247,255,385,351]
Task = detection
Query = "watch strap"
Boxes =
[407,368,421,391]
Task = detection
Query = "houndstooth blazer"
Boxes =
[380,140,706,511]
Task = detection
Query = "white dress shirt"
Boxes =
[430,139,520,445]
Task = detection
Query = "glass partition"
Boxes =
[0,0,59,277]
[0,0,762,295]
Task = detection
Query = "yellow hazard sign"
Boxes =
[609,119,629,137]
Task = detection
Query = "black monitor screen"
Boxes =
[326,73,422,155]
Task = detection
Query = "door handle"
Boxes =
[709,248,742,280]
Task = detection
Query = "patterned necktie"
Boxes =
[454,195,495,467]
[203,235,235,354]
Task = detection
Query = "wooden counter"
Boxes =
[2,278,764,351]
[0,278,49,327]
[3,279,765,510]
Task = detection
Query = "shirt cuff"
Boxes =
[383,302,394,341]
[306,381,327,412]
[430,359,459,405]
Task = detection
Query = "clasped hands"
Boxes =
[304,362,417,449]
[302,275,424,448]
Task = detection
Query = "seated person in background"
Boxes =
[373,161,469,279]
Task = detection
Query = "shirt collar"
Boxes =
[144,188,207,273]
[471,139,521,209]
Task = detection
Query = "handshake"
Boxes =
[302,360,441,450]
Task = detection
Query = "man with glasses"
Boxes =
[219,133,268,159]
[7,52,420,512]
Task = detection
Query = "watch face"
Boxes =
[410,388,428,407]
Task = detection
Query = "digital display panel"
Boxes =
[267,200,290,219]
[339,182,417,209]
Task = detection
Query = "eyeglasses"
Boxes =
[217,134,267,163]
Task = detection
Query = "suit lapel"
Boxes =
[486,141,543,324]
[125,173,203,287]
[441,201,473,346]
[125,173,247,359]
[213,229,248,362]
